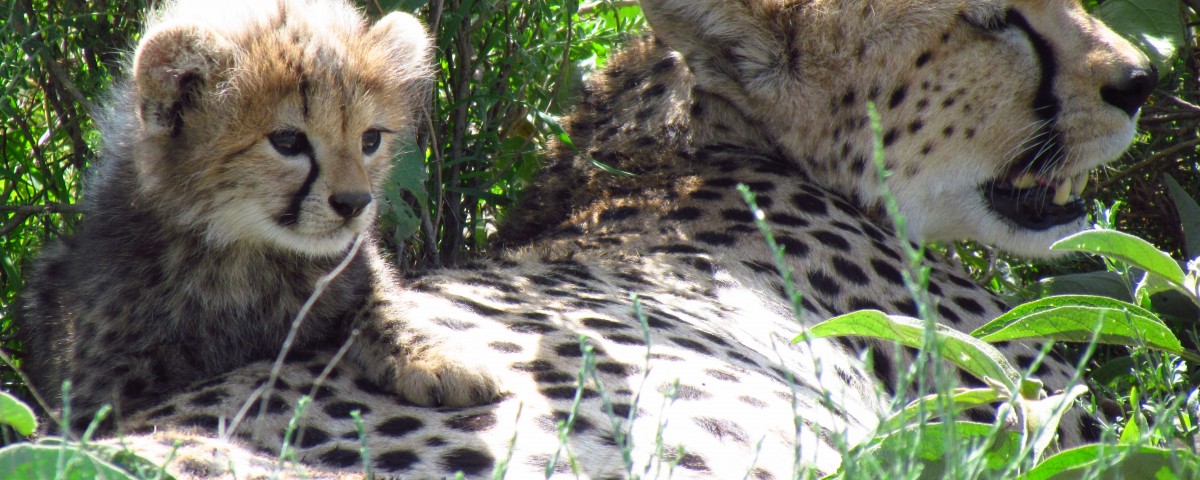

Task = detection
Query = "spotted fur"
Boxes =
[26,0,1152,478]
[16,0,498,434]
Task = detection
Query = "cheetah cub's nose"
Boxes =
[1101,65,1158,117]
[329,192,373,219]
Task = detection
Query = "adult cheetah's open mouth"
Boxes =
[982,170,1088,230]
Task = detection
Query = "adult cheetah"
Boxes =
[30,0,1156,478]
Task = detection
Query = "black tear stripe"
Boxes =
[279,143,320,226]
[1006,9,1066,173]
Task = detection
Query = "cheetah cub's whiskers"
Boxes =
[16,0,499,434]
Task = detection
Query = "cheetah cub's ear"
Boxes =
[365,12,432,98]
[132,23,232,138]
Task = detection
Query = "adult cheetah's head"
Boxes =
[643,0,1153,257]
[123,0,430,255]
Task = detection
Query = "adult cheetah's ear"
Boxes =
[365,12,433,99]
[639,0,798,95]
[132,23,232,138]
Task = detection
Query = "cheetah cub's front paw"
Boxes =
[393,348,501,407]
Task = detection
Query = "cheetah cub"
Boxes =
[16,0,499,432]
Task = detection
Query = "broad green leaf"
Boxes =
[1163,175,1200,259]
[1026,444,1200,480]
[1093,0,1185,69]
[800,311,1021,390]
[0,391,36,437]
[853,422,1022,476]
[971,296,1184,357]
[0,443,136,480]
[1035,271,1133,302]
[1118,415,1140,444]
[1051,230,1185,286]
[881,388,1008,432]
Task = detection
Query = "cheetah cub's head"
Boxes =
[643,0,1153,258]
[128,0,430,255]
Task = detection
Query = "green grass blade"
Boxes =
[1051,230,1186,285]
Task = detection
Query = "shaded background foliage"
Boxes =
[0,0,1196,406]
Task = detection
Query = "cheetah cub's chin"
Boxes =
[16,0,499,431]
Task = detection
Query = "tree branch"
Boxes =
[0,203,82,238]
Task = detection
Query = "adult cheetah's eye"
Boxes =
[361,129,382,155]
[268,130,309,156]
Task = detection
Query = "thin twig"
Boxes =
[254,235,365,421]
[1091,137,1200,194]
[0,203,83,237]
[579,0,638,14]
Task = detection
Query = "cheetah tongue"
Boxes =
[983,173,1088,230]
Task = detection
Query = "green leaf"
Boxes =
[1164,174,1200,259]
[855,422,1023,475]
[1093,0,1185,69]
[970,295,1184,357]
[1021,384,1089,462]
[881,388,1008,432]
[0,391,36,437]
[1119,415,1141,444]
[1051,230,1185,285]
[0,443,137,480]
[1035,271,1134,302]
[1026,444,1200,480]
[800,311,1021,389]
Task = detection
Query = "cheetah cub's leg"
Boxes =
[347,250,501,407]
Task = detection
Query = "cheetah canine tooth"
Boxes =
[1072,173,1088,195]
[1012,173,1037,189]
[1052,177,1073,205]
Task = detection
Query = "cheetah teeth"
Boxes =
[1010,172,1089,206]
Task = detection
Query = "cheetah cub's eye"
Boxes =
[362,129,382,155]
[269,130,310,156]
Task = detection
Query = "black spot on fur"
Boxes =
[509,322,557,334]
[888,85,908,109]
[811,230,851,251]
[489,341,522,353]
[664,207,704,220]
[937,304,963,324]
[323,401,371,419]
[678,453,710,472]
[871,259,904,285]
[670,337,713,354]
[296,427,330,448]
[695,231,738,247]
[541,386,598,400]
[600,206,640,222]
[376,450,420,470]
[953,296,987,315]
[376,416,424,437]
[442,448,494,475]
[774,235,811,257]
[319,448,360,468]
[791,193,828,215]
[445,412,497,432]
[807,270,842,296]
[831,256,869,285]
[512,360,555,372]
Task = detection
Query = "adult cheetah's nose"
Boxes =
[1100,64,1157,117]
[329,192,372,219]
